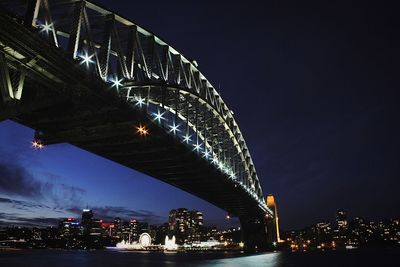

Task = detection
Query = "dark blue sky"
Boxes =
[1,0,399,230]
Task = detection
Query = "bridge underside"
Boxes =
[11,96,263,221]
[0,9,270,249]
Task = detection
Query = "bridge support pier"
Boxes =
[239,215,269,251]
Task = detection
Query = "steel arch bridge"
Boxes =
[0,0,273,248]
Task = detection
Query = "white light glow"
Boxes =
[193,143,202,152]
[183,134,192,143]
[79,52,94,67]
[110,75,123,89]
[40,22,53,33]
[169,122,180,134]
[212,157,219,165]
[135,96,146,107]
[152,110,165,123]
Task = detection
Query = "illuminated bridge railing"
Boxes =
[0,0,272,214]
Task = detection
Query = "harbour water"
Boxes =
[0,248,399,266]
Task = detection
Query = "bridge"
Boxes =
[0,0,274,249]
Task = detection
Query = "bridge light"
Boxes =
[218,161,224,170]
[79,52,94,67]
[193,143,202,152]
[183,134,192,143]
[202,150,210,159]
[110,75,123,90]
[152,110,165,123]
[40,21,53,34]
[212,156,219,165]
[169,122,180,134]
[135,96,146,108]
[31,139,44,149]
[136,124,149,136]
[226,214,230,220]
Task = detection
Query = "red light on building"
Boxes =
[130,219,136,223]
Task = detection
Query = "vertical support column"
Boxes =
[126,26,136,80]
[98,14,114,80]
[195,100,199,145]
[24,0,41,28]
[174,89,179,122]
[13,67,27,100]
[112,23,129,79]
[162,46,170,82]
[41,0,59,47]
[126,26,150,81]
[0,53,14,102]
[67,1,85,59]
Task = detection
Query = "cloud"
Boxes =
[0,211,62,227]
[0,160,87,207]
[0,197,51,209]
[0,161,42,198]
[67,205,164,224]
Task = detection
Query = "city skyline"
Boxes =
[1,0,399,231]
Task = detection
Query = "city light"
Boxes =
[136,124,149,136]
[79,52,95,67]
[31,139,44,149]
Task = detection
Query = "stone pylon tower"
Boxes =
[266,194,281,244]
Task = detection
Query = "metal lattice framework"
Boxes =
[0,0,271,214]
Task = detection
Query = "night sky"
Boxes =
[0,0,399,230]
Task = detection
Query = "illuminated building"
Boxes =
[189,210,203,242]
[336,209,348,231]
[81,209,93,233]
[59,218,80,237]
[333,209,348,243]
[266,194,281,244]
[129,219,139,241]
[169,208,204,243]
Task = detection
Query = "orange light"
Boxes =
[32,139,44,149]
[136,124,149,136]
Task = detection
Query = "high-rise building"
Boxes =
[81,209,93,232]
[59,218,80,237]
[129,219,139,241]
[189,210,203,241]
[333,209,348,243]
[169,208,204,243]
[336,209,348,231]
[266,194,281,244]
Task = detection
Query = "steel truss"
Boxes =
[0,0,271,213]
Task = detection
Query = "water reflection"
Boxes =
[198,252,281,267]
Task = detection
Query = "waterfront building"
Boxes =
[169,208,204,243]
